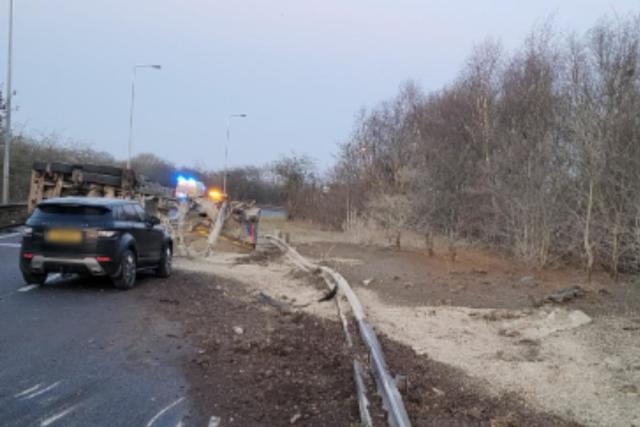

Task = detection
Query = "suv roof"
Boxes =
[38,197,136,208]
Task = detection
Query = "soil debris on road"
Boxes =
[139,267,583,426]
[143,270,359,426]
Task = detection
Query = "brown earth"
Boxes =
[296,241,640,316]
[135,269,577,426]
[138,270,357,426]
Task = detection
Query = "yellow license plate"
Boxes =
[47,229,83,244]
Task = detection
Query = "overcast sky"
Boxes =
[1,1,638,171]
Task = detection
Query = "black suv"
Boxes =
[20,197,173,289]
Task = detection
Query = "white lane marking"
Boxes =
[208,416,222,427]
[175,421,184,427]
[14,383,43,398]
[0,232,21,240]
[0,242,20,248]
[23,381,61,399]
[18,285,39,293]
[145,397,185,427]
[40,404,78,427]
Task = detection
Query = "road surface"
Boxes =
[0,229,195,427]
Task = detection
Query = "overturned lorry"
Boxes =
[27,161,172,213]
[27,161,260,252]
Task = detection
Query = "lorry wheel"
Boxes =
[156,246,172,278]
[112,249,137,289]
[22,272,47,285]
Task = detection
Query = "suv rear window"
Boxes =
[33,204,110,216]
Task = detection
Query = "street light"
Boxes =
[2,0,14,204]
[224,113,247,195]
[127,64,162,169]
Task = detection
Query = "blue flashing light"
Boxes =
[176,174,199,185]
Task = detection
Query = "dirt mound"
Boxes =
[144,271,358,426]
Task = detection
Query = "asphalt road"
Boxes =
[0,229,196,427]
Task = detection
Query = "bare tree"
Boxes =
[328,13,640,275]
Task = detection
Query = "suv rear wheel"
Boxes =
[112,249,137,289]
[156,246,172,278]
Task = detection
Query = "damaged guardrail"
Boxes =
[264,234,412,427]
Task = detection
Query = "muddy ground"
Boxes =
[136,268,577,426]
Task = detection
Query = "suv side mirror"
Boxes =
[148,216,161,226]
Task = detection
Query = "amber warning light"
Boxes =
[208,188,225,202]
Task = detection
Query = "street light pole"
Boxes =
[224,113,247,195]
[2,0,14,204]
[127,64,161,169]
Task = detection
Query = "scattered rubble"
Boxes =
[256,292,291,311]
[545,286,586,303]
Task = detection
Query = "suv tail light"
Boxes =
[96,256,112,263]
[23,252,34,260]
